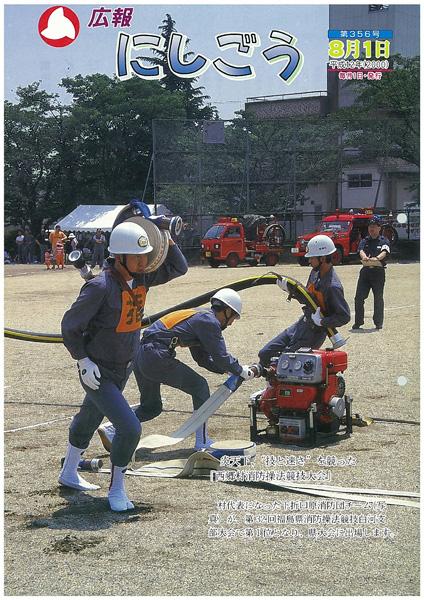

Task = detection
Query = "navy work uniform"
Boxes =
[133,308,243,424]
[354,234,390,329]
[258,267,350,367]
[61,245,188,468]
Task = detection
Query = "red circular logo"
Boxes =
[38,6,80,48]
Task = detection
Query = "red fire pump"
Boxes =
[249,348,353,445]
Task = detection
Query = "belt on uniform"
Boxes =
[141,338,177,352]
[96,359,133,370]
[363,265,385,269]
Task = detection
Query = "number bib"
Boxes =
[116,285,147,333]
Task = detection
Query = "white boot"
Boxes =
[97,422,116,452]
[59,443,100,491]
[194,423,214,450]
[108,465,134,512]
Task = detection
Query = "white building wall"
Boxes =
[394,179,418,210]
[339,165,383,210]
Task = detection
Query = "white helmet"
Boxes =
[211,288,242,318]
[305,234,336,257]
[108,222,153,255]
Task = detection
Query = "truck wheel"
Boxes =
[332,247,343,266]
[265,253,279,267]
[208,259,220,268]
[297,257,309,266]
[225,253,239,268]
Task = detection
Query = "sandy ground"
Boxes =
[3,260,420,596]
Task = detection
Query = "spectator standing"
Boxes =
[91,229,107,269]
[35,229,49,264]
[76,231,85,248]
[181,222,194,260]
[23,228,35,264]
[49,225,67,264]
[55,241,65,269]
[15,230,24,263]
[68,232,78,253]
[64,233,77,263]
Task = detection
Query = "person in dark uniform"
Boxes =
[98,289,257,451]
[59,221,188,511]
[353,216,390,330]
[258,234,351,367]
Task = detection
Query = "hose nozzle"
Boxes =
[249,363,264,378]
[68,250,94,281]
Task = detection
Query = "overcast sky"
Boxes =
[4,3,329,119]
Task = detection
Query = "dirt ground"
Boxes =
[3,260,420,596]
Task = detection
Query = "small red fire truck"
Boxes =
[201,216,286,268]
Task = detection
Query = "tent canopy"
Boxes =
[56,204,171,232]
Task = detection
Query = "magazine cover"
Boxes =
[3,1,420,597]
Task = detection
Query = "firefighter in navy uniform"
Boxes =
[98,289,257,451]
[59,221,188,512]
[258,234,351,367]
[353,216,390,330]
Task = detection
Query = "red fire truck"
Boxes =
[201,215,286,267]
[291,209,398,266]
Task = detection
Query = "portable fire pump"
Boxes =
[249,348,352,445]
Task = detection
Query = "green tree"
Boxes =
[331,55,420,204]
[58,74,189,203]
[4,75,191,226]
[139,13,217,119]
[4,83,66,231]
[352,55,419,167]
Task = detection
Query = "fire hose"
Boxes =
[4,272,346,348]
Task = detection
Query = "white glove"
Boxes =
[276,277,288,292]
[311,307,323,327]
[240,365,256,380]
[77,357,101,390]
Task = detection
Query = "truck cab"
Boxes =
[201,218,246,267]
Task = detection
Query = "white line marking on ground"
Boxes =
[351,304,416,316]
[3,402,144,434]
[5,416,73,433]
[385,305,417,311]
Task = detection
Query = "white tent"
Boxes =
[56,204,171,232]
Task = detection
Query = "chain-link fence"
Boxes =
[151,117,419,256]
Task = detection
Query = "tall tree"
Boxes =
[4,83,67,231]
[331,55,420,203]
[139,13,217,119]
[59,73,188,203]
[4,75,190,227]
[334,55,419,168]
[354,55,419,168]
